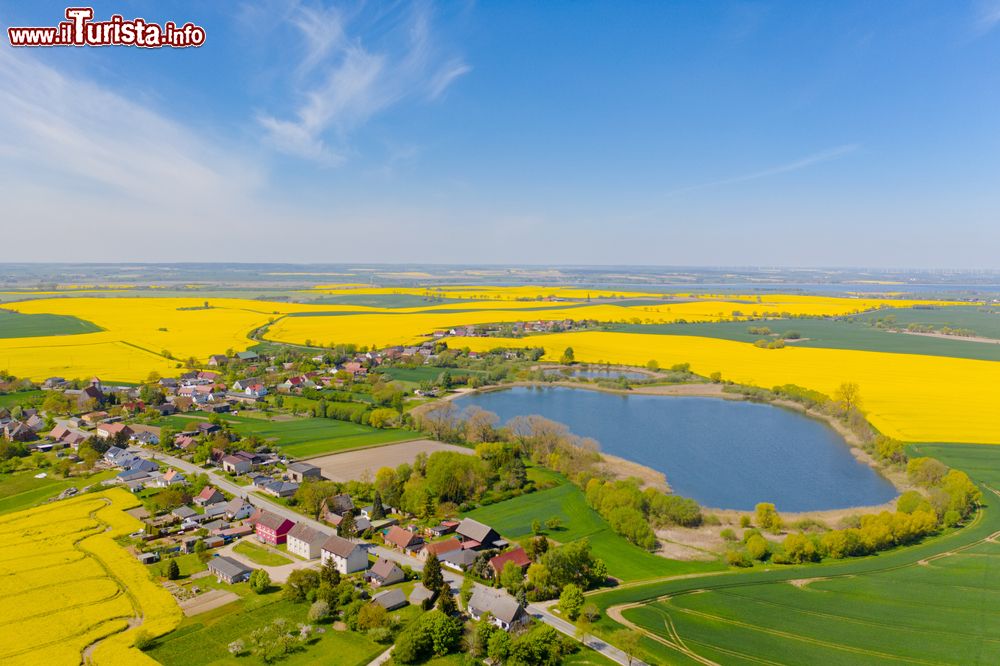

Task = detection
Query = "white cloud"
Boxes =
[256,2,469,163]
[0,46,259,206]
[665,144,860,197]
[975,1,1000,33]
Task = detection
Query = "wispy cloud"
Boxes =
[665,144,860,197]
[0,47,258,204]
[974,1,1000,34]
[256,2,470,164]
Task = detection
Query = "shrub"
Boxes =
[726,550,752,567]
[746,534,769,561]
[720,528,737,542]
[308,600,330,623]
[249,569,271,594]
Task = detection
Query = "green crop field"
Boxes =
[463,478,723,582]
[856,305,1000,339]
[0,390,43,408]
[609,312,1000,361]
[589,443,1000,665]
[164,413,417,458]
[0,469,115,515]
[149,596,385,666]
[0,309,101,338]
[376,365,486,384]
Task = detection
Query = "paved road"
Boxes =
[136,447,640,664]
[528,601,647,666]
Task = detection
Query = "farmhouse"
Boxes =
[194,486,226,507]
[456,518,503,550]
[224,498,254,520]
[286,461,322,483]
[420,538,463,561]
[208,556,252,584]
[488,547,532,578]
[384,525,423,554]
[320,534,368,574]
[96,422,133,440]
[467,587,528,631]
[366,557,405,587]
[221,455,252,475]
[263,480,299,498]
[286,523,329,560]
[438,548,478,572]
[254,511,295,545]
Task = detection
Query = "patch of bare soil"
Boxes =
[656,525,728,560]
[597,453,669,491]
[180,588,240,616]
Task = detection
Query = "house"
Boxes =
[95,422,133,440]
[254,510,295,545]
[42,376,66,389]
[207,354,229,367]
[488,547,532,578]
[160,469,187,486]
[203,503,229,520]
[371,588,408,611]
[208,555,253,584]
[286,523,330,560]
[319,494,355,525]
[384,526,424,553]
[155,402,178,416]
[224,497,254,521]
[420,538,463,561]
[3,421,37,442]
[236,351,259,362]
[137,552,159,565]
[366,557,405,587]
[456,518,503,550]
[172,506,197,521]
[174,435,197,450]
[131,430,160,446]
[24,414,46,432]
[320,534,368,574]
[221,455,252,475]
[428,521,460,538]
[286,461,322,483]
[467,587,529,631]
[438,548,478,572]
[195,422,221,435]
[263,480,299,498]
[194,486,226,507]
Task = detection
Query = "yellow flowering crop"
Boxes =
[0,489,181,666]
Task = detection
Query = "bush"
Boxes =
[746,534,769,561]
[308,600,330,623]
[726,550,752,567]
[720,528,737,541]
[558,584,585,620]
[249,569,271,594]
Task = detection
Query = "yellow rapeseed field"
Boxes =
[0,291,973,382]
[456,331,1000,444]
[0,488,180,665]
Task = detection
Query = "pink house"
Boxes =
[254,510,295,545]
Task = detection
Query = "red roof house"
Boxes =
[488,547,532,577]
[255,510,295,545]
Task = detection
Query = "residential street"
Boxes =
[135,447,639,665]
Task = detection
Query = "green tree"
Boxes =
[422,552,444,591]
[437,584,457,615]
[338,511,356,539]
[755,502,783,533]
[487,630,512,663]
[371,492,386,520]
[746,534,769,561]
[166,559,180,580]
[499,560,525,593]
[560,347,575,364]
[558,583,585,620]
[614,629,642,666]
[833,381,863,414]
[249,569,271,594]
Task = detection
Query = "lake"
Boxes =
[543,367,650,380]
[454,386,898,511]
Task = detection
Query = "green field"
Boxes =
[164,413,417,458]
[0,309,102,338]
[148,596,385,666]
[233,540,293,566]
[0,469,115,515]
[463,479,723,582]
[609,311,1000,361]
[857,305,1000,339]
[376,365,486,384]
[0,390,43,408]
[590,443,1000,665]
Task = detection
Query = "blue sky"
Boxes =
[1,1,999,267]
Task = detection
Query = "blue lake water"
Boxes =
[454,386,898,511]
[543,368,649,380]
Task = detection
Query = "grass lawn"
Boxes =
[376,366,486,384]
[160,553,209,578]
[0,309,102,338]
[147,596,385,666]
[164,413,417,458]
[233,540,293,566]
[563,648,621,665]
[0,469,115,515]
[0,390,43,408]
[609,310,1000,362]
[463,478,723,582]
[590,443,1000,665]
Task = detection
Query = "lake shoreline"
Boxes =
[443,380,907,520]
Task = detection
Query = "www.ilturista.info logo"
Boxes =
[7,7,206,48]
